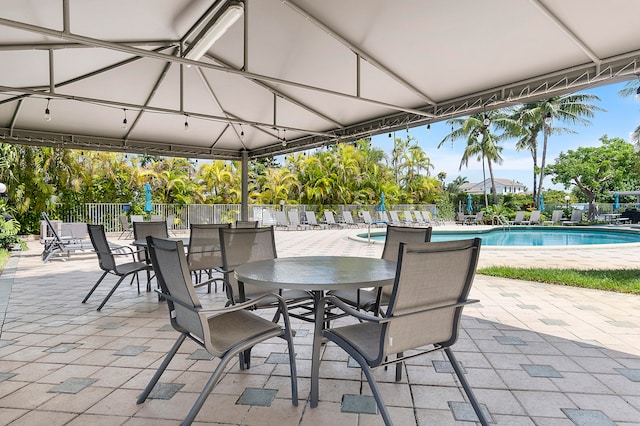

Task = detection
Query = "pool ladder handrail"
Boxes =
[493,214,510,230]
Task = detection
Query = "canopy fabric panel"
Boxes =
[1,0,639,160]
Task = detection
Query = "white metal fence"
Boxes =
[56,203,437,233]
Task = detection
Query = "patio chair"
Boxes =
[133,221,168,289]
[40,212,93,262]
[235,220,259,228]
[118,215,133,239]
[83,224,151,311]
[305,211,328,229]
[130,214,145,224]
[287,210,310,230]
[311,238,488,426]
[562,209,583,226]
[187,223,230,293]
[137,236,298,425]
[330,224,432,313]
[324,211,347,228]
[219,226,313,368]
[149,214,164,222]
[166,214,177,236]
[522,210,541,225]
[508,210,526,225]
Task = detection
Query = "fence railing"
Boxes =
[55,203,437,233]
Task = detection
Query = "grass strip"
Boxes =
[477,266,640,295]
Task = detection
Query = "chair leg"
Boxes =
[82,271,109,303]
[96,274,129,311]
[137,333,187,404]
[395,352,403,381]
[356,352,393,425]
[445,347,490,426]
[184,351,241,425]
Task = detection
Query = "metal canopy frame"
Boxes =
[1,0,640,161]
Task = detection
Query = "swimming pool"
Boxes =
[358,227,640,247]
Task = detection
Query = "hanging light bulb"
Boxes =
[426,123,431,131]
[635,86,640,101]
[240,124,245,141]
[122,109,128,130]
[281,129,287,147]
[44,98,51,121]
[544,112,552,126]
[483,114,490,126]
[184,114,189,131]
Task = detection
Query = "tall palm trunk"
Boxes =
[487,159,498,205]
[537,125,550,204]
[481,155,488,207]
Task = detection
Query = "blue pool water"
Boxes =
[362,227,640,246]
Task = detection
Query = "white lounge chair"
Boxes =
[324,211,347,228]
[522,210,541,225]
[509,211,526,225]
[562,209,583,226]
[305,211,328,229]
[543,210,564,226]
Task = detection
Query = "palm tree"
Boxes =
[439,112,504,205]
[513,94,603,205]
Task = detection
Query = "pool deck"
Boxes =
[0,225,639,425]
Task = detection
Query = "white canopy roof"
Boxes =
[1,0,639,160]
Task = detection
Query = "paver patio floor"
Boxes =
[0,227,639,425]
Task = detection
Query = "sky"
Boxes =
[369,81,639,191]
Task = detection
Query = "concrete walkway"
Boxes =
[0,227,639,425]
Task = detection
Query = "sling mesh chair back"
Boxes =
[133,220,168,263]
[219,226,312,368]
[137,236,298,425]
[235,220,259,228]
[311,238,489,426]
[330,225,432,313]
[187,223,230,293]
[83,224,150,311]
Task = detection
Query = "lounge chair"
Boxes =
[311,238,489,426]
[287,210,310,230]
[471,211,484,225]
[362,210,387,227]
[305,211,328,229]
[40,212,93,262]
[324,211,347,228]
[274,210,291,230]
[388,211,404,225]
[562,209,583,226]
[423,210,444,226]
[83,224,151,311]
[543,210,564,226]
[522,210,541,225]
[342,210,361,228]
[149,214,164,222]
[509,211,526,225]
[137,236,298,425]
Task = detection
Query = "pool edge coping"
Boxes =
[348,225,640,251]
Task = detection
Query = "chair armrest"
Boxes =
[319,295,389,324]
[202,292,288,316]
